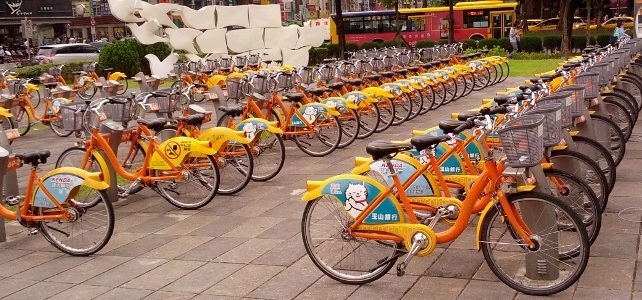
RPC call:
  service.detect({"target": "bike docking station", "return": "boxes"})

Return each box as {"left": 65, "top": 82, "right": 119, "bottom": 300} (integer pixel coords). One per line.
{"left": 132, "top": 72, "right": 163, "bottom": 93}
{"left": 0, "top": 97, "right": 21, "bottom": 242}
{"left": 97, "top": 77, "right": 124, "bottom": 98}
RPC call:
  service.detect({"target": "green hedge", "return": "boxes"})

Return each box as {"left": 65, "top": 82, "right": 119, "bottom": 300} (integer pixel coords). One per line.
{"left": 382, "top": 40, "right": 401, "bottom": 48}
{"left": 437, "top": 39, "right": 450, "bottom": 45}
{"left": 597, "top": 34, "right": 611, "bottom": 47}
{"left": 415, "top": 40, "right": 437, "bottom": 48}
{"left": 542, "top": 36, "right": 562, "bottom": 50}
{"left": 478, "top": 38, "right": 498, "bottom": 49}
{"left": 511, "top": 52, "right": 563, "bottom": 60}
{"left": 520, "top": 36, "right": 543, "bottom": 52}
{"left": 327, "top": 43, "right": 340, "bottom": 58}
{"left": 14, "top": 61, "right": 89, "bottom": 83}
{"left": 346, "top": 42, "right": 359, "bottom": 53}
{"left": 497, "top": 38, "right": 511, "bottom": 52}
{"left": 308, "top": 47, "right": 329, "bottom": 66}
{"left": 361, "top": 41, "right": 381, "bottom": 50}
{"left": 460, "top": 39, "right": 477, "bottom": 50}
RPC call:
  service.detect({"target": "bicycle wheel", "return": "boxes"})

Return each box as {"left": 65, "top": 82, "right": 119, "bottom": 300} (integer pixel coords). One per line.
{"left": 391, "top": 94, "right": 412, "bottom": 126}
{"left": 454, "top": 75, "right": 466, "bottom": 100}
{"left": 38, "top": 188, "right": 114, "bottom": 256}
{"left": 30, "top": 89, "right": 41, "bottom": 109}
{"left": 14, "top": 106, "right": 31, "bottom": 136}
{"left": 337, "top": 109, "right": 360, "bottom": 148}
{"left": 443, "top": 78, "right": 458, "bottom": 104}
{"left": 479, "top": 192, "right": 590, "bottom": 296}
{"left": 56, "top": 147, "right": 115, "bottom": 200}
{"left": 610, "top": 88, "right": 639, "bottom": 119}
{"left": 571, "top": 135, "right": 616, "bottom": 192}
{"left": 77, "top": 82, "right": 97, "bottom": 100}
{"left": 407, "top": 90, "right": 423, "bottom": 121}
{"left": 302, "top": 194, "right": 402, "bottom": 284}
{"left": 432, "top": 82, "right": 448, "bottom": 109}
{"left": 293, "top": 115, "right": 342, "bottom": 157}
{"left": 49, "top": 117, "right": 73, "bottom": 137}
{"left": 487, "top": 64, "right": 499, "bottom": 86}
{"left": 462, "top": 72, "right": 476, "bottom": 97}
{"left": 155, "top": 154, "right": 219, "bottom": 209}
{"left": 473, "top": 67, "right": 490, "bottom": 91}
{"left": 498, "top": 62, "right": 510, "bottom": 83}
{"left": 602, "top": 98, "right": 634, "bottom": 141}
{"left": 618, "top": 77, "right": 642, "bottom": 110}
{"left": 216, "top": 142, "right": 254, "bottom": 195}
{"left": 356, "top": 102, "right": 380, "bottom": 139}
{"left": 375, "top": 97, "right": 395, "bottom": 133}
{"left": 590, "top": 114, "right": 626, "bottom": 166}
{"left": 117, "top": 140, "right": 148, "bottom": 196}
{"left": 549, "top": 149, "right": 609, "bottom": 211}
{"left": 419, "top": 85, "right": 436, "bottom": 114}
{"left": 116, "top": 78, "right": 129, "bottom": 95}
{"left": 543, "top": 168, "right": 602, "bottom": 245}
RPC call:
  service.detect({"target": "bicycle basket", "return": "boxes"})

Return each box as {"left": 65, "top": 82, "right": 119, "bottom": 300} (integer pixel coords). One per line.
{"left": 588, "top": 62, "right": 611, "bottom": 86}
{"left": 219, "top": 58, "right": 233, "bottom": 69}
{"left": 319, "top": 66, "right": 336, "bottom": 82}
{"left": 152, "top": 94, "right": 177, "bottom": 114}
{"left": 523, "top": 103, "right": 562, "bottom": 147}
{"left": 48, "top": 67, "right": 61, "bottom": 77}
{"left": 574, "top": 72, "right": 599, "bottom": 99}
{"left": 105, "top": 100, "right": 133, "bottom": 123}
{"left": 83, "top": 63, "right": 95, "bottom": 73}
{"left": 496, "top": 114, "right": 544, "bottom": 168}
{"left": 247, "top": 54, "right": 260, "bottom": 66}
{"left": 226, "top": 78, "right": 244, "bottom": 99}
{"left": 298, "top": 67, "right": 316, "bottom": 85}
{"left": 555, "top": 87, "right": 583, "bottom": 118}
{"left": 188, "top": 61, "right": 201, "bottom": 72}
{"left": 353, "top": 51, "right": 367, "bottom": 60}
{"left": 421, "top": 48, "right": 434, "bottom": 61}
{"left": 203, "top": 60, "right": 217, "bottom": 71}
{"left": 234, "top": 56, "right": 247, "bottom": 68}
{"left": 60, "top": 103, "right": 85, "bottom": 131}
{"left": 172, "top": 63, "right": 186, "bottom": 77}
{"left": 7, "top": 80, "right": 21, "bottom": 95}
{"left": 537, "top": 94, "right": 573, "bottom": 128}
{"left": 277, "top": 73, "right": 295, "bottom": 90}
{"left": 251, "top": 75, "right": 270, "bottom": 94}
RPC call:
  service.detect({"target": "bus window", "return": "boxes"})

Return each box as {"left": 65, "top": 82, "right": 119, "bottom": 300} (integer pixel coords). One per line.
{"left": 408, "top": 17, "right": 425, "bottom": 32}
{"left": 464, "top": 10, "right": 489, "bottom": 28}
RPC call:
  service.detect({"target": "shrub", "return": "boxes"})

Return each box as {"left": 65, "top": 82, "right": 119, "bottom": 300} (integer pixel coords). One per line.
{"left": 345, "top": 42, "right": 359, "bottom": 53}
{"left": 571, "top": 35, "right": 588, "bottom": 51}
{"left": 360, "top": 41, "right": 381, "bottom": 50}
{"left": 415, "top": 40, "right": 436, "bottom": 48}
{"left": 478, "top": 38, "right": 498, "bottom": 49}
{"left": 596, "top": 34, "right": 611, "bottom": 47}
{"left": 511, "top": 52, "right": 563, "bottom": 60}
{"left": 315, "top": 47, "right": 329, "bottom": 63}
{"left": 327, "top": 43, "right": 340, "bottom": 58}
{"left": 519, "top": 36, "right": 543, "bottom": 52}
{"left": 542, "top": 36, "right": 562, "bottom": 50}
{"left": 497, "top": 37, "right": 511, "bottom": 52}
{"left": 381, "top": 40, "right": 401, "bottom": 48}
{"left": 15, "top": 61, "right": 89, "bottom": 83}
{"left": 99, "top": 40, "right": 142, "bottom": 77}
{"left": 460, "top": 39, "right": 477, "bottom": 50}
{"left": 437, "top": 39, "right": 449, "bottom": 45}
{"left": 308, "top": 47, "right": 319, "bottom": 66}
{"left": 488, "top": 45, "right": 507, "bottom": 57}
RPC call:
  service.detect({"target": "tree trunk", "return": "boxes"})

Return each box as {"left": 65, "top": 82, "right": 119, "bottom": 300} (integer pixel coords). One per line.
{"left": 423, "top": 0, "right": 427, "bottom": 7}
{"left": 333, "top": 0, "right": 346, "bottom": 59}
{"left": 448, "top": 0, "right": 454, "bottom": 43}
{"left": 597, "top": 10, "right": 602, "bottom": 28}
{"left": 586, "top": 3, "right": 591, "bottom": 46}
{"left": 520, "top": 0, "right": 529, "bottom": 32}
{"left": 395, "top": 1, "right": 400, "bottom": 47}
{"left": 540, "top": 0, "right": 544, "bottom": 19}
{"left": 559, "top": 0, "right": 575, "bottom": 57}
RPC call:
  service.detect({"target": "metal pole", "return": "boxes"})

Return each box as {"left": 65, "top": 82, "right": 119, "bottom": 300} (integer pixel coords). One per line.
{"left": 99, "top": 121, "right": 122, "bottom": 203}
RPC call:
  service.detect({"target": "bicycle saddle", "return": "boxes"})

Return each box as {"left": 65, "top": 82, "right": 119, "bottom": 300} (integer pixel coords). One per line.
{"left": 305, "top": 87, "right": 329, "bottom": 96}
{"left": 457, "top": 111, "right": 482, "bottom": 121}
{"left": 410, "top": 134, "right": 450, "bottom": 151}
{"left": 218, "top": 106, "right": 243, "bottom": 117}
{"left": 283, "top": 92, "right": 304, "bottom": 102}
{"left": 44, "top": 83, "right": 58, "bottom": 89}
{"left": 326, "top": 82, "right": 344, "bottom": 90}
{"left": 364, "top": 74, "right": 381, "bottom": 81}
{"left": 176, "top": 114, "right": 205, "bottom": 126}
{"left": 493, "top": 96, "right": 517, "bottom": 106}
{"left": 407, "top": 66, "right": 420, "bottom": 72}
{"left": 439, "top": 119, "right": 472, "bottom": 135}
{"left": 365, "top": 140, "right": 413, "bottom": 161}
{"left": 379, "top": 71, "right": 395, "bottom": 77}
{"left": 343, "top": 77, "right": 363, "bottom": 85}
{"left": 17, "top": 150, "right": 50, "bottom": 166}
{"left": 137, "top": 118, "right": 167, "bottom": 131}
{"left": 103, "top": 68, "right": 113, "bottom": 72}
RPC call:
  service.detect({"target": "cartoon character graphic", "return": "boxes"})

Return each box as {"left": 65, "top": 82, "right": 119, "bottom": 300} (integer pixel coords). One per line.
{"left": 418, "top": 149, "right": 429, "bottom": 165}
{"left": 325, "top": 99, "right": 337, "bottom": 108}
{"left": 242, "top": 122, "right": 257, "bottom": 141}
{"left": 302, "top": 106, "right": 318, "bottom": 124}
{"left": 344, "top": 182, "right": 368, "bottom": 218}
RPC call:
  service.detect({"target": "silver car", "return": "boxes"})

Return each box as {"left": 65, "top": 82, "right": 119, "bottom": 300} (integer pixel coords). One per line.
{"left": 34, "top": 43, "right": 99, "bottom": 64}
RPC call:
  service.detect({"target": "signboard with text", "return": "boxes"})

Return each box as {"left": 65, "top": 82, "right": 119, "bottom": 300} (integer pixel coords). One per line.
{"left": 1, "top": 0, "right": 74, "bottom": 18}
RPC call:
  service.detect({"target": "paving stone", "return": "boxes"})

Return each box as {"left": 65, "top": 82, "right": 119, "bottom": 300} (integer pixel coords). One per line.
{"left": 143, "top": 290, "right": 197, "bottom": 300}
{"left": 589, "top": 233, "right": 638, "bottom": 259}
{"left": 457, "top": 280, "right": 517, "bottom": 300}
{"left": 3, "top": 281, "right": 73, "bottom": 300}
{"left": 230, "top": 200, "right": 285, "bottom": 218}
{"left": 10, "top": 255, "right": 92, "bottom": 281}
{"left": 221, "top": 217, "right": 285, "bottom": 238}
{"left": 163, "top": 262, "right": 244, "bottom": 294}
{"left": 346, "top": 274, "right": 418, "bottom": 300}
{"left": 189, "top": 215, "right": 251, "bottom": 237}
{"left": 0, "top": 251, "right": 63, "bottom": 277}
{"left": 598, "top": 211, "right": 641, "bottom": 235}
{"left": 260, "top": 200, "right": 307, "bottom": 219}
{"left": 106, "top": 234, "right": 178, "bottom": 257}
{"left": 94, "top": 287, "right": 153, "bottom": 300}
{"left": 253, "top": 236, "right": 308, "bottom": 267}
{"left": 155, "top": 215, "right": 220, "bottom": 235}
{"left": 48, "top": 284, "right": 112, "bottom": 300}
{"left": 214, "top": 238, "right": 284, "bottom": 264}
{"left": 177, "top": 237, "right": 246, "bottom": 261}
{"left": 0, "top": 277, "right": 38, "bottom": 298}
{"left": 577, "top": 256, "right": 635, "bottom": 291}
{"left": 445, "top": 225, "right": 477, "bottom": 250}
{"left": 0, "top": 249, "right": 31, "bottom": 264}
{"left": 141, "top": 235, "right": 213, "bottom": 259}
{"left": 635, "top": 261, "right": 642, "bottom": 292}
{"left": 126, "top": 214, "right": 184, "bottom": 234}
{"left": 204, "top": 264, "right": 285, "bottom": 297}
{"left": 247, "top": 258, "right": 322, "bottom": 299}
{"left": 401, "top": 276, "right": 467, "bottom": 300}
{"left": 294, "top": 276, "right": 360, "bottom": 300}
{"left": 191, "top": 296, "right": 240, "bottom": 300}
{"left": 425, "top": 248, "right": 484, "bottom": 279}
{"left": 123, "top": 260, "right": 205, "bottom": 290}
{"left": 117, "top": 197, "right": 163, "bottom": 214}
{"left": 513, "top": 285, "right": 575, "bottom": 300}
{"left": 634, "top": 291, "right": 642, "bottom": 300}
{"left": 114, "top": 213, "right": 162, "bottom": 231}
{"left": 84, "top": 258, "right": 167, "bottom": 287}
{"left": 256, "top": 218, "right": 302, "bottom": 240}
{"left": 98, "top": 232, "right": 150, "bottom": 253}
{"left": 198, "top": 198, "right": 255, "bottom": 216}
{"left": 46, "top": 255, "right": 132, "bottom": 284}
{"left": 572, "top": 288, "right": 632, "bottom": 300}
{"left": 394, "top": 247, "right": 445, "bottom": 276}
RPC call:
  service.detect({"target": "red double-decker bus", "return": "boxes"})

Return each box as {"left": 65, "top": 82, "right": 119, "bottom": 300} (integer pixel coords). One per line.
{"left": 330, "top": 1, "right": 518, "bottom": 46}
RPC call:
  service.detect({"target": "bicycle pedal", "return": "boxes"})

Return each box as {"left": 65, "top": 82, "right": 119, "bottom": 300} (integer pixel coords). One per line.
{"left": 4, "top": 195, "right": 23, "bottom": 206}
{"left": 27, "top": 228, "right": 38, "bottom": 236}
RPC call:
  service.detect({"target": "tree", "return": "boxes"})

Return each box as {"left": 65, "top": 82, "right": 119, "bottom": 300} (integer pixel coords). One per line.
{"left": 448, "top": 0, "right": 455, "bottom": 43}
{"left": 559, "top": 0, "right": 577, "bottom": 57}
{"left": 333, "top": 0, "right": 346, "bottom": 59}
{"left": 519, "top": 0, "right": 531, "bottom": 32}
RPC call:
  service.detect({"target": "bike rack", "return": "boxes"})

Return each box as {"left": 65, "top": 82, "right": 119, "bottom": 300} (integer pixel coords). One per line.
{"left": 132, "top": 72, "right": 162, "bottom": 93}
{"left": 97, "top": 77, "right": 123, "bottom": 97}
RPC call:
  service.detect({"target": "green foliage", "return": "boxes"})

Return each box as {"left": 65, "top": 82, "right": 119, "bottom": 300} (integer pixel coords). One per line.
{"left": 14, "top": 61, "right": 90, "bottom": 83}
{"left": 596, "top": 34, "right": 611, "bottom": 47}
{"left": 463, "top": 47, "right": 478, "bottom": 54}
{"left": 382, "top": 40, "right": 402, "bottom": 48}
{"left": 361, "top": 41, "right": 381, "bottom": 50}
{"left": 542, "top": 36, "right": 562, "bottom": 50}
{"left": 519, "top": 36, "right": 543, "bottom": 53}
{"left": 308, "top": 47, "right": 329, "bottom": 66}
{"left": 511, "top": 52, "right": 563, "bottom": 60}
{"left": 427, "top": 0, "right": 443, "bottom": 5}
{"left": 316, "top": 47, "right": 329, "bottom": 63}
{"left": 460, "top": 39, "right": 477, "bottom": 50}
{"left": 488, "top": 45, "right": 507, "bottom": 57}
{"left": 345, "top": 42, "right": 360, "bottom": 52}
{"left": 98, "top": 40, "right": 142, "bottom": 77}
{"left": 497, "top": 37, "right": 511, "bottom": 52}
{"left": 415, "top": 40, "right": 436, "bottom": 48}
{"left": 378, "top": 0, "right": 396, "bottom": 8}
{"left": 571, "top": 35, "right": 588, "bottom": 50}
{"left": 437, "top": 39, "right": 450, "bottom": 45}
{"left": 327, "top": 43, "right": 340, "bottom": 58}
{"left": 478, "top": 38, "right": 498, "bottom": 49}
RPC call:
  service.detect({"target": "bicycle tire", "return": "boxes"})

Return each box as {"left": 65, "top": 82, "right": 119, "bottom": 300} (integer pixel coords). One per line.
{"left": 487, "top": 64, "right": 499, "bottom": 86}
{"left": 14, "top": 106, "right": 31, "bottom": 136}
{"left": 480, "top": 191, "right": 590, "bottom": 296}
{"left": 419, "top": 85, "right": 436, "bottom": 114}
{"left": 602, "top": 97, "right": 634, "bottom": 141}
{"left": 357, "top": 101, "right": 380, "bottom": 139}
{"left": 498, "top": 61, "right": 510, "bottom": 83}
{"left": 406, "top": 90, "right": 423, "bottom": 121}
{"left": 571, "top": 135, "right": 617, "bottom": 193}
{"left": 30, "top": 89, "right": 41, "bottom": 109}
{"left": 611, "top": 88, "right": 639, "bottom": 116}
{"left": 454, "top": 74, "right": 467, "bottom": 100}
{"left": 462, "top": 72, "right": 476, "bottom": 97}
{"left": 337, "top": 108, "right": 360, "bottom": 148}
{"left": 473, "top": 67, "right": 490, "bottom": 91}
{"left": 443, "top": 78, "right": 458, "bottom": 104}
{"left": 155, "top": 154, "right": 220, "bottom": 209}
{"left": 543, "top": 168, "right": 602, "bottom": 244}
{"left": 589, "top": 114, "right": 626, "bottom": 166}
{"left": 76, "top": 82, "right": 97, "bottom": 100}
{"left": 293, "top": 115, "right": 342, "bottom": 157}
{"left": 375, "top": 97, "right": 395, "bottom": 133}
{"left": 431, "top": 81, "right": 447, "bottom": 109}
{"left": 391, "top": 93, "right": 412, "bottom": 126}
{"left": 604, "top": 92, "right": 637, "bottom": 121}
{"left": 49, "top": 117, "right": 73, "bottom": 137}
{"left": 301, "top": 194, "right": 403, "bottom": 285}
{"left": 38, "top": 188, "right": 114, "bottom": 256}
{"left": 216, "top": 142, "right": 254, "bottom": 195}
{"left": 619, "top": 76, "right": 642, "bottom": 110}
{"left": 549, "top": 149, "right": 609, "bottom": 210}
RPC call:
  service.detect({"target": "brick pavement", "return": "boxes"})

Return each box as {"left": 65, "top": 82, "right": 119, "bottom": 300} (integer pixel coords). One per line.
{"left": 1, "top": 77, "right": 642, "bottom": 299}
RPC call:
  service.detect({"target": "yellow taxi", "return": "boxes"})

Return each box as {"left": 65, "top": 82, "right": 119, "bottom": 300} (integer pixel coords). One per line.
{"left": 528, "top": 17, "right": 587, "bottom": 31}
{"left": 585, "top": 16, "right": 634, "bottom": 29}
{"left": 526, "top": 19, "right": 544, "bottom": 27}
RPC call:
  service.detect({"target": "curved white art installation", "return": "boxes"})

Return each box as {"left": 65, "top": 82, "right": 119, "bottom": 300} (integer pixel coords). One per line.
{"left": 165, "top": 28, "right": 202, "bottom": 54}
{"left": 145, "top": 53, "right": 179, "bottom": 79}
{"left": 126, "top": 20, "right": 168, "bottom": 45}
{"left": 181, "top": 6, "right": 217, "bottom": 30}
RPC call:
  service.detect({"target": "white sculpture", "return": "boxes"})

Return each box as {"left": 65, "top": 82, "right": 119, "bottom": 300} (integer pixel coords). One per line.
{"left": 282, "top": 47, "right": 311, "bottom": 67}
{"left": 135, "top": 3, "right": 182, "bottom": 29}
{"left": 165, "top": 28, "right": 202, "bottom": 54}
{"left": 216, "top": 5, "right": 250, "bottom": 29}
{"left": 264, "top": 27, "right": 299, "bottom": 50}
{"left": 226, "top": 28, "right": 265, "bottom": 53}
{"left": 145, "top": 53, "right": 179, "bottom": 79}
{"left": 295, "top": 27, "right": 326, "bottom": 48}
{"left": 181, "top": 6, "right": 217, "bottom": 30}
{"left": 195, "top": 29, "right": 228, "bottom": 54}
{"left": 126, "top": 20, "right": 168, "bottom": 45}
{"left": 248, "top": 4, "right": 282, "bottom": 28}
{"left": 107, "top": 0, "right": 147, "bottom": 23}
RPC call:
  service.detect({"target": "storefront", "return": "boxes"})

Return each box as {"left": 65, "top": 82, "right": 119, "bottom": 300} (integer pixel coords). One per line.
{"left": 0, "top": 0, "right": 74, "bottom": 46}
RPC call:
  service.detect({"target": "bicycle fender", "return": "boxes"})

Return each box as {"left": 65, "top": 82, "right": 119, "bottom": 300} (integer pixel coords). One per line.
{"left": 475, "top": 200, "right": 497, "bottom": 250}
{"left": 302, "top": 174, "right": 406, "bottom": 223}
{"left": 198, "top": 127, "right": 250, "bottom": 151}
{"left": 395, "top": 79, "right": 422, "bottom": 92}
{"left": 31, "top": 167, "right": 109, "bottom": 208}
{"left": 320, "top": 97, "right": 358, "bottom": 110}
{"left": 150, "top": 137, "right": 215, "bottom": 170}
{"left": 236, "top": 118, "right": 283, "bottom": 142}
{"left": 207, "top": 75, "right": 226, "bottom": 88}
{"left": 360, "top": 87, "right": 394, "bottom": 99}
{"left": 108, "top": 72, "right": 126, "bottom": 81}
{"left": 0, "top": 107, "right": 13, "bottom": 118}
{"left": 351, "top": 156, "right": 374, "bottom": 174}
{"left": 407, "top": 76, "right": 429, "bottom": 88}
{"left": 379, "top": 83, "right": 405, "bottom": 96}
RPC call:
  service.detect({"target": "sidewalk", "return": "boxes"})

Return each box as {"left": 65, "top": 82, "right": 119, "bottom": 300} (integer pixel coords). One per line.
{"left": 0, "top": 77, "right": 640, "bottom": 300}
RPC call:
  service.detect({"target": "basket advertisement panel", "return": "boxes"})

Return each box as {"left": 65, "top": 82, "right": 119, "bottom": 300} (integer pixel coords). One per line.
{"left": 343, "top": 92, "right": 369, "bottom": 105}
{"left": 32, "top": 173, "right": 85, "bottom": 208}
{"left": 416, "top": 126, "right": 484, "bottom": 161}
{"left": 367, "top": 158, "right": 435, "bottom": 196}
{"left": 320, "top": 97, "right": 355, "bottom": 114}
{"left": 236, "top": 118, "right": 281, "bottom": 142}
{"left": 379, "top": 83, "right": 404, "bottom": 96}
{"left": 48, "top": 98, "right": 72, "bottom": 115}
{"left": 408, "top": 76, "right": 429, "bottom": 88}
{"left": 321, "top": 178, "right": 403, "bottom": 223}
{"left": 149, "top": 137, "right": 216, "bottom": 170}
{"left": 291, "top": 103, "right": 330, "bottom": 127}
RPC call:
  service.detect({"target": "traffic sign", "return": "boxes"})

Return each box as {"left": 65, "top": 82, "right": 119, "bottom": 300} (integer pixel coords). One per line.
{"left": 90, "top": 18, "right": 96, "bottom": 26}
{"left": 22, "top": 19, "right": 33, "bottom": 39}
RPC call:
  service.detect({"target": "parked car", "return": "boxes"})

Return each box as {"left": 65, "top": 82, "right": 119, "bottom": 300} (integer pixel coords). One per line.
{"left": 34, "top": 43, "right": 99, "bottom": 64}
{"left": 526, "top": 19, "right": 544, "bottom": 27}
{"left": 90, "top": 41, "right": 110, "bottom": 51}
{"left": 584, "top": 16, "right": 634, "bottom": 30}
{"left": 528, "top": 17, "right": 587, "bottom": 31}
